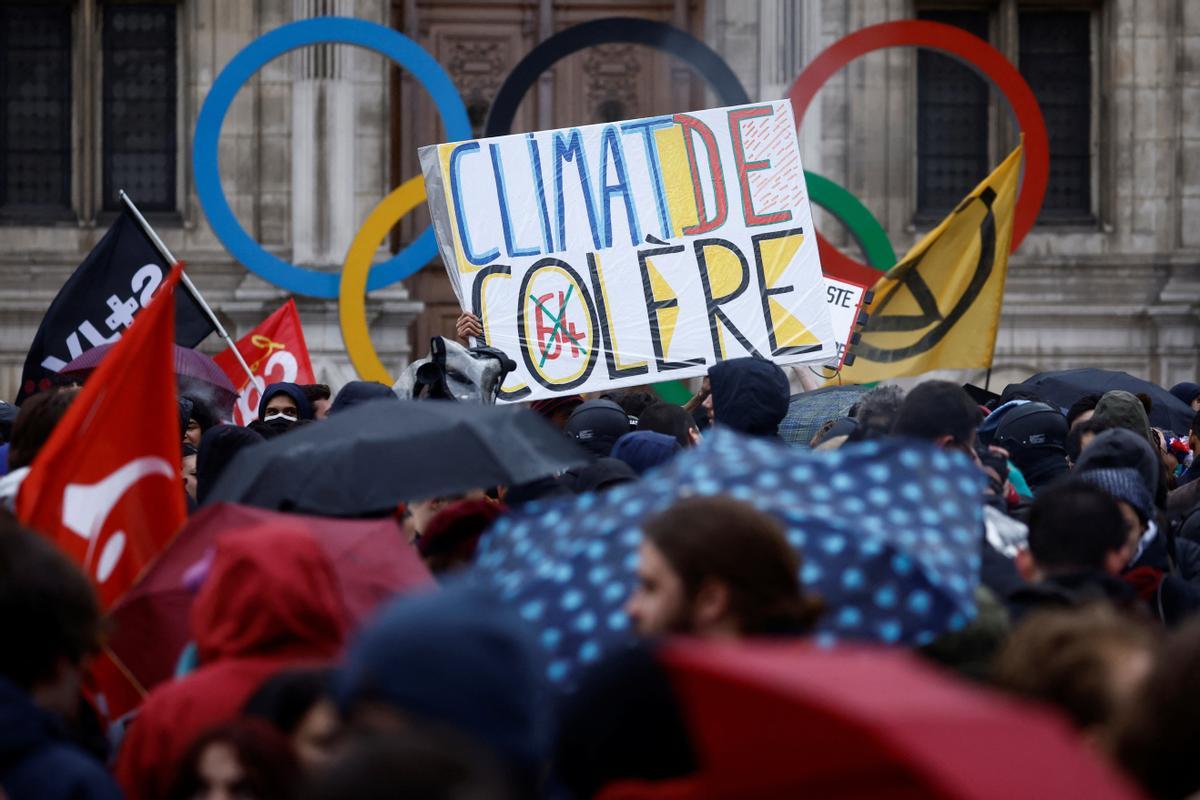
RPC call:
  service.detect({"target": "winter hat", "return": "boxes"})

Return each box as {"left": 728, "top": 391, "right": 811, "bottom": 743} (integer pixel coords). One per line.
{"left": 611, "top": 431, "right": 681, "bottom": 476}
{"left": 329, "top": 381, "right": 397, "bottom": 415}
{"left": 1170, "top": 382, "right": 1200, "bottom": 407}
{"left": 566, "top": 400, "right": 633, "bottom": 458}
{"left": 1076, "top": 467, "right": 1155, "bottom": 523}
{"left": 417, "top": 499, "right": 507, "bottom": 562}
{"left": 708, "top": 358, "right": 789, "bottom": 438}
{"left": 1093, "top": 390, "right": 1152, "bottom": 444}
{"left": 336, "top": 586, "right": 549, "bottom": 776}
{"left": 1074, "top": 428, "right": 1160, "bottom": 500}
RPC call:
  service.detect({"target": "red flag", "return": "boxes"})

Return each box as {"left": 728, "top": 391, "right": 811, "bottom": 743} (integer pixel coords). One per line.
{"left": 17, "top": 265, "right": 188, "bottom": 610}
{"left": 214, "top": 299, "right": 315, "bottom": 425}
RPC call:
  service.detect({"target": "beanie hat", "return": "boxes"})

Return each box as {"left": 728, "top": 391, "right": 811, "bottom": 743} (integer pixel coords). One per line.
{"left": 1074, "top": 427, "right": 1160, "bottom": 499}
{"left": 336, "top": 586, "right": 548, "bottom": 774}
{"left": 1170, "top": 382, "right": 1200, "bottom": 407}
{"left": 566, "top": 400, "right": 633, "bottom": 458}
{"left": 1093, "top": 390, "right": 1152, "bottom": 444}
{"left": 1076, "top": 467, "right": 1155, "bottom": 523}
{"left": 610, "top": 431, "right": 681, "bottom": 476}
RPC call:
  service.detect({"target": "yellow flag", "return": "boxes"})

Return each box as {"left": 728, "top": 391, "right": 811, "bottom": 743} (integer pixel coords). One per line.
{"left": 836, "top": 144, "right": 1023, "bottom": 384}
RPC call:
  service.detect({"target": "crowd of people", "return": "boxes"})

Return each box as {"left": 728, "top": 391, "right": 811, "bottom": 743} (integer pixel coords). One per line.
{"left": 2, "top": 340, "right": 1200, "bottom": 799}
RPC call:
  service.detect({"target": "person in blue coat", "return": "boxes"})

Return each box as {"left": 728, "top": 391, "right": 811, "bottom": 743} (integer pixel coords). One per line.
{"left": 0, "top": 517, "right": 120, "bottom": 800}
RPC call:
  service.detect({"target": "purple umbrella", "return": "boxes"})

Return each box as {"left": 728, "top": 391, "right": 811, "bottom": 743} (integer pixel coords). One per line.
{"left": 60, "top": 343, "right": 238, "bottom": 414}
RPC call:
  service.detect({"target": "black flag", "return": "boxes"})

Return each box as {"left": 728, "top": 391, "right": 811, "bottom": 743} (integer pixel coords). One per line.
{"left": 16, "top": 210, "right": 215, "bottom": 404}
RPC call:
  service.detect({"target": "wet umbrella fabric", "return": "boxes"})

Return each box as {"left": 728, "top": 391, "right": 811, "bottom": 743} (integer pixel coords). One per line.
{"left": 60, "top": 342, "right": 239, "bottom": 415}
{"left": 1007, "top": 368, "right": 1193, "bottom": 434}
{"left": 107, "top": 502, "right": 433, "bottom": 700}
{"left": 595, "top": 641, "right": 1141, "bottom": 800}
{"left": 206, "top": 399, "right": 589, "bottom": 516}
{"left": 778, "top": 385, "right": 867, "bottom": 446}
{"left": 469, "top": 431, "right": 984, "bottom": 688}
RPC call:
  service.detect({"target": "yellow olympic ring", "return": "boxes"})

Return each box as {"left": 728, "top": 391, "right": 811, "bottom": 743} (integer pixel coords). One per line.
{"left": 338, "top": 175, "right": 428, "bottom": 384}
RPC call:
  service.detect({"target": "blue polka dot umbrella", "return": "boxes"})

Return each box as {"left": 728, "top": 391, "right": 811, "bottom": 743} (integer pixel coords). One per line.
{"left": 467, "top": 430, "right": 985, "bottom": 689}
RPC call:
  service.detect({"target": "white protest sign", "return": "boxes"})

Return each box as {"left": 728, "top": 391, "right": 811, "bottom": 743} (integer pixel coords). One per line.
{"left": 823, "top": 277, "right": 870, "bottom": 370}
{"left": 420, "top": 101, "right": 836, "bottom": 401}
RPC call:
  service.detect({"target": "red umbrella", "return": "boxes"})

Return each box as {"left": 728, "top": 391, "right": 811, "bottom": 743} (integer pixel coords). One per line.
{"left": 599, "top": 641, "right": 1142, "bottom": 800}
{"left": 105, "top": 503, "right": 433, "bottom": 711}
{"left": 60, "top": 342, "right": 239, "bottom": 414}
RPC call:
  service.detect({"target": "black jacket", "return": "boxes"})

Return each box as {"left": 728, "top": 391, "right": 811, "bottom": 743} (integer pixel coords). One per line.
{"left": 1005, "top": 571, "right": 1143, "bottom": 623}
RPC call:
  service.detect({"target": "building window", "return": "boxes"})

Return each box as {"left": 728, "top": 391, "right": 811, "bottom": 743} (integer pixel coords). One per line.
{"left": 915, "top": 4, "right": 1096, "bottom": 226}
{"left": 102, "top": 3, "right": 177, "bottom": 212}
{"left": 916, "top": 9, "right": 991, "bottom": 221}
{"left": 1019, "top": 9, "right": 1092, "bottom": 222}
{"left": 0, "top": 3, "right": 74, "bottom": 220}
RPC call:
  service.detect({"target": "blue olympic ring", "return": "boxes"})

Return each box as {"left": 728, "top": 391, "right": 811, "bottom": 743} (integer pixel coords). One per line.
{"left": 193, "top": 17, "right": 471, "bottom": 298}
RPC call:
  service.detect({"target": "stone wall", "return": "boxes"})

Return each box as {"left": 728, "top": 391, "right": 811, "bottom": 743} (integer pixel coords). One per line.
{"left": 706, "top": 0, "right": 1200, "bottom": 391}
{"left": 0, "top": 0, "right": 417, "bottom": 402}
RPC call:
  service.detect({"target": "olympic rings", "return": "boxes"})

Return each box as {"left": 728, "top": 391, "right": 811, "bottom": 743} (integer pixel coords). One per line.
{"left": 484, "top": 18, "right": 749, "bottom": 136}
{"left": 339, "top": 176, "right": 427, "bottom": 384}
{"left": 788, "top": 20, "right": 1049, "bottom": 276}
{"left": 193, "top": 18, "right": 471, "bottom": 298}
{"left": 191, "top": 16, "right": 1049, "bottom": 382}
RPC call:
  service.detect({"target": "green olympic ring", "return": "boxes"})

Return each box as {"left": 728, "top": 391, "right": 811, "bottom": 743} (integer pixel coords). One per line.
{"left": 805, "top": 172, "right": 897, "bottom": 271}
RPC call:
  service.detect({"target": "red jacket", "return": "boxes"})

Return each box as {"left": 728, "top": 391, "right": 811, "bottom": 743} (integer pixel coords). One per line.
{"left": 114, "top": 523, "right": 346, "bottom": 800}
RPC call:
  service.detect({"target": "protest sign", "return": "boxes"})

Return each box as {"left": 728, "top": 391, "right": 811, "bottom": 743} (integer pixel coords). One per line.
{"left": 420, "top": 101, "right": 835, "bottom": 401}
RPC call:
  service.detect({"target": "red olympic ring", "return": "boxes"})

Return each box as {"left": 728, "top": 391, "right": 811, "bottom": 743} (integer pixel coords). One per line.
{"left": 788, "top": 20, "right": 1049, "bottom": 277}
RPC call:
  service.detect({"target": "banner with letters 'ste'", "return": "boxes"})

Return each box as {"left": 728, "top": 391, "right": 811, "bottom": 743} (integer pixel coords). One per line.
{"left": 420, "top": 101, "right": 835, "bottom": 401}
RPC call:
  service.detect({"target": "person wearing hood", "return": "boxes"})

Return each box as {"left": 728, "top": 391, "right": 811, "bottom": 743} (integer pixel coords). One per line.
{"left": 181, "top": 395, "right": 221, "bottom": 449}
{"left": 0, "top": 517, "right": 120, "bottom": 800}
{"left": 115, "top": 523, "right": 346, "bottom": 800}
{"left": 1093, "top": 390, "right": 1153, "bottom": 445}
{"left": 196, "top": 425, "right": 265, "bottom": 505}
{"left": 328, "top": 381, "right": 398, "bottom": 416}
{"left": 257, "top": 382, "right": 314, "bottom": 436}
{"left": 336, "top": 586, "right": 550, "bottom": 796}
{"left": 706, "top": 357, "right": 789, "bottom": 438}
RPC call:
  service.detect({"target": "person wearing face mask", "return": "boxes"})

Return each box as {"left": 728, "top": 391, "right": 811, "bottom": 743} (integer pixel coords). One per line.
{"left": 257, "top": 383, "right": 314, "bottom": 436}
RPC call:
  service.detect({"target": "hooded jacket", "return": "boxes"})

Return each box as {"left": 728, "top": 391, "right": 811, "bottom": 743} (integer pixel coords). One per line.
{"left": 0, "top": 676, "right": 121, "bottom": 800}
{"left": 195, "top": 424, "right": 264, "bottom": 505}
{"left": 708, "top": 358, "right": 790, "bottom": 438}
{"left": 257, "top": 382, "right": 314, "bottom": 422}
{"left": 329, "top": 380, "right": 397, "bottom": 415}
{"left": 1093, "top": 390, "right": 1152, "bottom": 444}
{"left": 115, "top": 523, "right": 346, "bottom": 800}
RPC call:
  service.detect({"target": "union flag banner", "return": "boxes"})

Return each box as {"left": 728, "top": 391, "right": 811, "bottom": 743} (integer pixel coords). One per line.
{"left": 214, "top": 299, "right": 316, "bottom": 425}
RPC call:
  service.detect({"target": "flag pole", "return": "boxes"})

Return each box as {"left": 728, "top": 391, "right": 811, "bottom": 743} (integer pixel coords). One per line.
{"left": 118, "top": 190, "right": 256, "bottom": 387}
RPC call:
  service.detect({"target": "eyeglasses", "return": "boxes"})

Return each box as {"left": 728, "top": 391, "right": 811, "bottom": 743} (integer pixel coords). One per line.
{"left": 263, "top": 409, "right": 298, "bottom": 422}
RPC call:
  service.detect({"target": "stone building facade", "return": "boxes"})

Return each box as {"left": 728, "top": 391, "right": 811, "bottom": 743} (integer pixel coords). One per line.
{"left": 1, "top": 0, "right": 1196, "bottom": 403}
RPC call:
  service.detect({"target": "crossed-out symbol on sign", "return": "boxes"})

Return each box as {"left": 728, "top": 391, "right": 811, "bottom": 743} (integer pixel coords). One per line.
{"left": 531, "top": 284, "right": 589, "bottom": 368}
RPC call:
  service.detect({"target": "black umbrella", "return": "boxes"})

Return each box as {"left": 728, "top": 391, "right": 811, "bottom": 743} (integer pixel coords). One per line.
{"left": 205, "top": 399, "right": 589, "bottom": 515}
{"left": 1004, "top": 369, "right": 1194, "bottom": 434}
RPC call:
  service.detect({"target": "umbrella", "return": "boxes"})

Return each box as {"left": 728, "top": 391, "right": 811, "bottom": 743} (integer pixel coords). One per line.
{"left": 206, "top": 399, "right": 589, "bottom": 516}
{"left": 595, "top": 641, "right": 1141, "bottom": 800}
{"left": 1006, "top": 368, "right": 1193, "bottom": 434}
{"left": 107, "top": 502, "right": 433, "bottom": 703}
{"left": 778, "top": 385, "right": 866, "bottom": 446}
{"left": 61, "top": 342, "right": 239, "bottom": 414}
{"left": 469, "top": 431, "right": 984, "bottom": 688}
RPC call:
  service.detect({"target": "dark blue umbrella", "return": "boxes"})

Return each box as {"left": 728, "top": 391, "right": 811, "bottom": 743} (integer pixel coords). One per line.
{"left": 779, "top": 385, "right": 867, "bottom": 446}
{"left": 468, "top": 431, "right": 985, "bottom": 688}
{"left": 1006, "top": 369, "right": 1193, "bottom": 434}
